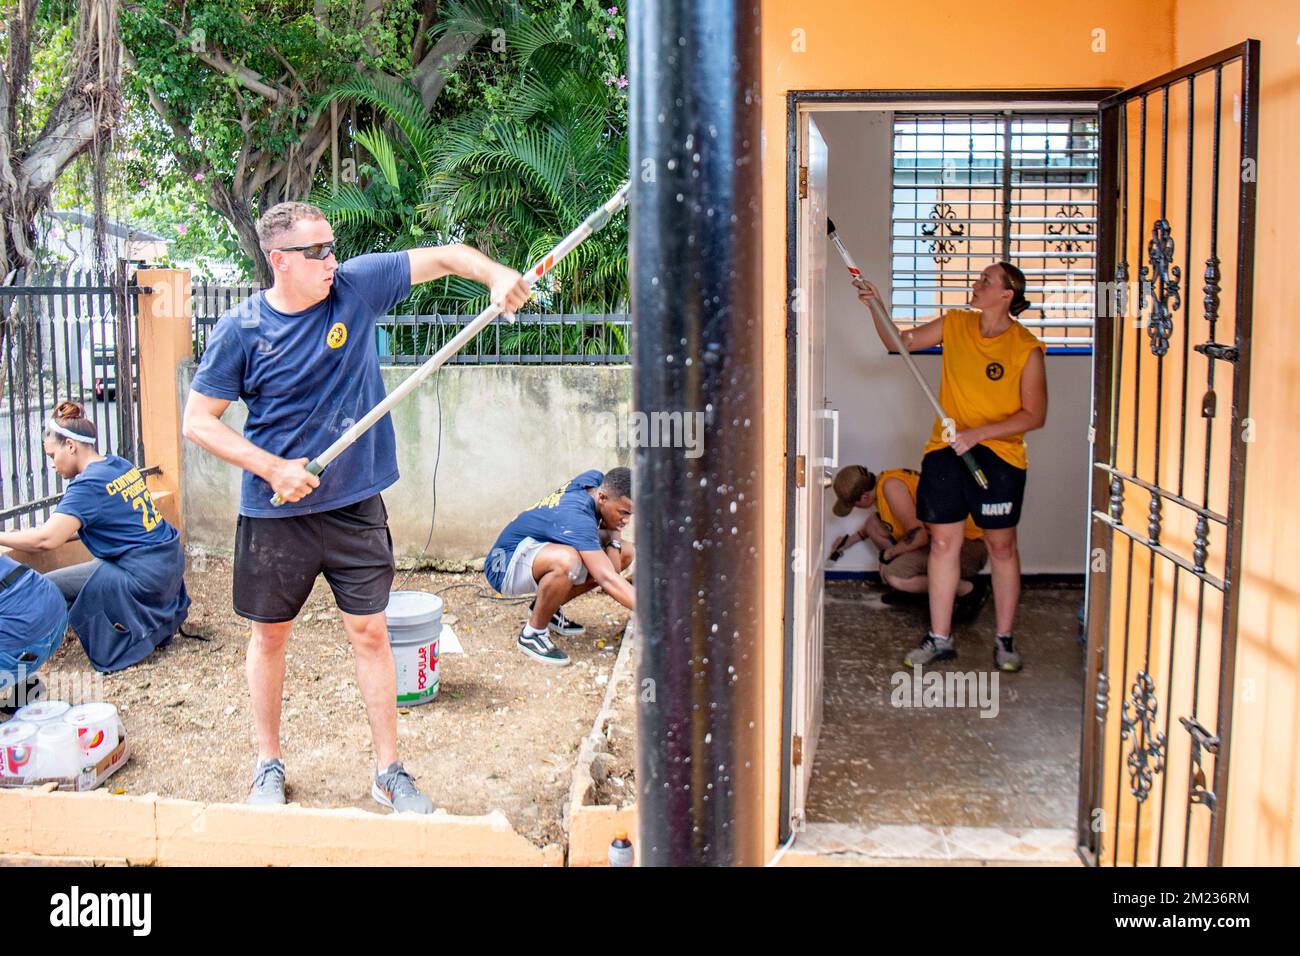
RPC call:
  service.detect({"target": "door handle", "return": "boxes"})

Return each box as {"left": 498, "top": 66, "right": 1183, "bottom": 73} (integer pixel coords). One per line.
{"left": 814, "top": 408, "right": 839, "bottom": 470}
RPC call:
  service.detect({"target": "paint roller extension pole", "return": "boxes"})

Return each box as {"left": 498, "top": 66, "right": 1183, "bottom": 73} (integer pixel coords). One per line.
{"left": 826, "top": 219, "right": 988, "bottom": 490}
{"left": 269, "top": 183, "right": 631, "bottom": 506}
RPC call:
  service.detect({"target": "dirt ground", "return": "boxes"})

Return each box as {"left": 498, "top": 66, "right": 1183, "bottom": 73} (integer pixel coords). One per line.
{"left": 39, "top": 556, "right": 631, "bottom": 849}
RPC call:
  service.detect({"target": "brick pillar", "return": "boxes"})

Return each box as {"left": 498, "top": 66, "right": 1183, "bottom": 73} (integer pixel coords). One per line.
{"left": 134, "top": 269, "right": 192, "bottom": 533}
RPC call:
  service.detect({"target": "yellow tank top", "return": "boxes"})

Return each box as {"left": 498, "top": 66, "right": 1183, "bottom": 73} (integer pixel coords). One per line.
{"left": 876, "top": 468, "right": 982, "bottom": 541}
{"left": 923, "top": 309, "right": 1046, "bottom": 470}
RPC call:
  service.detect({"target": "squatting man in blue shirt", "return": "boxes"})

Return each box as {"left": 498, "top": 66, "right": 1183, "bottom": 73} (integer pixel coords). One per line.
{"left": 486, "top": 468, "right": 635, "bottom": 667}
{"left": 183, "top": 201, "right": 530, "bottom": 813}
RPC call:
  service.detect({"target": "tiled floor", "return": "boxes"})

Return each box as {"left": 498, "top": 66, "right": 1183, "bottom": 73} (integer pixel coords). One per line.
{"left": 801, "top": 581, "right": 1085, "bottom": 859}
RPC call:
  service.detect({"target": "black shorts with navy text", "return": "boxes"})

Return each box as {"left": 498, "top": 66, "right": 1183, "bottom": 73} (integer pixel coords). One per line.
{"left": 233, "top": 494, "right": 395, "bottom": 623}
{"left": 916, "top": 445, "right": 1027, "bottom": 530}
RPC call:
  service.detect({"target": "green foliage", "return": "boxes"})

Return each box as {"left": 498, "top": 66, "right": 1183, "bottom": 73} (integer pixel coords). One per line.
{"left": 322, "top": 0, "right": 629, "bottom": 313}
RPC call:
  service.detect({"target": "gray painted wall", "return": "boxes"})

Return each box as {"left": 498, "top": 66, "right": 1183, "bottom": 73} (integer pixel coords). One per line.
{"left": 179, "top": 362, "right": 633, "bottom": 565}
{"left": 814, "top": 111, "right": 1092, "bottom": 575}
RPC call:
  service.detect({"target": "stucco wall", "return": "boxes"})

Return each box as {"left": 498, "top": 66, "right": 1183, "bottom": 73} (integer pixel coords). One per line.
{"left": 179, "top": 362, "right": 633, "bottom": 564}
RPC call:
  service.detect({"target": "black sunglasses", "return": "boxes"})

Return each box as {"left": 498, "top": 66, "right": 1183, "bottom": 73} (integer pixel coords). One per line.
{"left": 273, "top": 241, "right": 337, "bottom": 260}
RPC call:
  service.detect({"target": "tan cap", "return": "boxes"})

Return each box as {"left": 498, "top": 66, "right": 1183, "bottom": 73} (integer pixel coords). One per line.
{"left": 831, "top": 465, "right": 876, "bottom": 517}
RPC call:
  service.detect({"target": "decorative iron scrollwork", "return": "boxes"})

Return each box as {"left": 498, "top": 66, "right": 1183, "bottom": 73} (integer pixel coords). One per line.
{"left": 1141, "top": 219, "right": 1182, "bottom": 357}
{"left": 1180, "top": 716, "right": 1220, "bottom": 813}
{"left": 920, "top": 203, "right": 965, "bottom": 264}
{"left": 1109, "top": 475, "right": 1124, "bottom": 521}
{"left": 1202, "top": 255, "right": 1221, "bottom": 333}
{"left": 1147, "top": 493, "right": 1162, "bottom": 546}
{"left": 1193, "top": 514, "right": 1209, "bottom": 573}
{"left": 1120, "top": 671, "right": 1167, "bottom": 803}
{"left": 1095, "top": 671, "right": 1109, "bottom": 727}
{"left": 1047, "top": 203, "right": 1090, "bottom": 267}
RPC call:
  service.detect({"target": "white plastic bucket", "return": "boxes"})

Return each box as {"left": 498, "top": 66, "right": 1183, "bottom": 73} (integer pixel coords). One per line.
{"left": 63, "top": 702, "right": 120, "bottom": 764}
{"left": 0, "top": 721, "right": 38, "bottom": 780}
{"left": 13, "top": 699, "right": 70, "bottom": 724}
{"left": 33, "top": 722, "right": 80, "bottom": 779}
{"left": 386, "top": 591, "right": 442, "bottom": 706}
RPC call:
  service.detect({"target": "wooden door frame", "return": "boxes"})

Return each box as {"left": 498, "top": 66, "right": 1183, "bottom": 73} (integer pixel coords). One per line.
{"left": 778, "top": 88, "right": 1118, "bottom": 847}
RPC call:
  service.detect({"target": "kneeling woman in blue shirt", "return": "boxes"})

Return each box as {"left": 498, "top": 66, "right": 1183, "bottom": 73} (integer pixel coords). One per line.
{"left": 0, "top": 402, "right": 189, "bottom": 673}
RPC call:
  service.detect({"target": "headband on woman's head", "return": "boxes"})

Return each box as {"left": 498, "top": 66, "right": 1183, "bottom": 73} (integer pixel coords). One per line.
{"left": 45, "top": 420, "right": 96, "bottom": 444}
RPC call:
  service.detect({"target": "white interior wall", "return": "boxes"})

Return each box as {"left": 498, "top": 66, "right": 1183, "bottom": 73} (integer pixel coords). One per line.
{"left": 814, "top": 110, "right": 1091, "bottom": 576}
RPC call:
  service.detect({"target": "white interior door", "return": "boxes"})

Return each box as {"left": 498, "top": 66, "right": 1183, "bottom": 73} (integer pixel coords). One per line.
{"left": 789, "top": 114, "right": 828, "bottom": 830}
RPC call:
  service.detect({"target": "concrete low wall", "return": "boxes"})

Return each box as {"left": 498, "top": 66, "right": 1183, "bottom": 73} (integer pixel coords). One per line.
{"left": 180, "top": 363, "right": 632, "bottom": 564}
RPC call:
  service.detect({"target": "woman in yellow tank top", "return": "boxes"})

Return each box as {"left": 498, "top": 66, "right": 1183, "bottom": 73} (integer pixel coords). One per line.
{"left": 856, "top": 263, "right": 1047, "bottom": 672}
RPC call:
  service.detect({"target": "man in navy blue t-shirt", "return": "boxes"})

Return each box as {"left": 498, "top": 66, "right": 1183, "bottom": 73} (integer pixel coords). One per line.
{"left": 485, "top": 467, "right": 635, "bottom": 666}
{"left": 184, "top": 201, "right": 529, "bottom": 812}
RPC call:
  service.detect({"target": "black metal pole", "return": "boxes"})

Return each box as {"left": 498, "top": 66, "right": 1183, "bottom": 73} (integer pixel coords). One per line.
{"left": 630, "top": 0, "right": 765, "bottom": 866}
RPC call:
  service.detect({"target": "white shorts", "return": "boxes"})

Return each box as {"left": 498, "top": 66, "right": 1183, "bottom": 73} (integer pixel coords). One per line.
{"left": 499, "top": 537, "right": 590, "bottom": 597}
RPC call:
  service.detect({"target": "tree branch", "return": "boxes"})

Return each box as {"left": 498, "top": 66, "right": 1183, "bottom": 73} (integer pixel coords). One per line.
{"left": 412, "top": 27, "right": 481, "bottom": 110}
{"left": 128, "top": 6, "right": 285, "bottom": 102}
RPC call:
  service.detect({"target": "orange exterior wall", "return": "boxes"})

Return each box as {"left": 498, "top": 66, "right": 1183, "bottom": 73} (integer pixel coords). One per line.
{"left": 758, "top": 0, "right": 1177, "bottom": 854}
{"left": 1171, "top": 0, "right": 1300, "bottom": 866}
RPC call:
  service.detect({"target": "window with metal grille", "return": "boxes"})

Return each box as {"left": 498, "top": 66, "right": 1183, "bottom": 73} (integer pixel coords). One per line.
{"left": 891, "top": 111, "right": 1098, "bottom": 350}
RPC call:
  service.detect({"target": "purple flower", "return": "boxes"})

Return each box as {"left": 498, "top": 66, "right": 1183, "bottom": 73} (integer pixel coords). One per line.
{"left": 606, "top": 26, "right": 615, "bottom": 38}
{"left": 608, "top": 6, "right": 618, "bottom": 13}
{"left": 193, "top": 172, "right": 205, "bottom": 183}
{"left": 176, "top": 223, "right": 189, "bottom": 237}
{"left": 617, "top": 74, "right": 628, "bottom": 89}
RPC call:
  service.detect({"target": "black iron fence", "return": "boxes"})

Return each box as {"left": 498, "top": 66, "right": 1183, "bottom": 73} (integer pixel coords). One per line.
{"left": 190, "top": 280, "right": 631, "bottom": 366}
{"left": 0, "top": 264, "right": 148, "bottom": 530}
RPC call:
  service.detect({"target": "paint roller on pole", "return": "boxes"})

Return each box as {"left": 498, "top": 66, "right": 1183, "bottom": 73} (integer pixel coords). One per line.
{"left": 826, "top": 218, "right": 988, "bottom": 491}
{"left": 270, "top": 182, "right": 632, "bottom": 507}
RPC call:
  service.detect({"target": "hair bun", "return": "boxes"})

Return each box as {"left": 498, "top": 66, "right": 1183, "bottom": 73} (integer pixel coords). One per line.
{"left": 54, "top": 400, "right": 85, "bottom": 420}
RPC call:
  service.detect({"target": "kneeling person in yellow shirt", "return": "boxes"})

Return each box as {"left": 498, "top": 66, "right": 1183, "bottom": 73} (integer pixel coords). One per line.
{"left": 830, "top": 465, "right": 988, "bottom": 617}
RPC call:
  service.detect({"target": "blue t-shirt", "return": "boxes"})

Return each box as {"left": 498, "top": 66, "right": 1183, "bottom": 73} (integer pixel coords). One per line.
{"left": 190, "top": 252, "right": 412, "bottom": 518}
{"left": 490, "top": 470, "right": 607, "bottom": 561}
{"left": 54, "top": 455, "right": 179, "bottom": 560}
{"left": 0, "top": 555, "right": 67, "bottom": 652}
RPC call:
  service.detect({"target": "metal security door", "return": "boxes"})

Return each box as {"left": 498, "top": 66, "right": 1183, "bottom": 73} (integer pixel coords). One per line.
{"left": 1079, "top": 41, "right": 1259, "bottom": 867}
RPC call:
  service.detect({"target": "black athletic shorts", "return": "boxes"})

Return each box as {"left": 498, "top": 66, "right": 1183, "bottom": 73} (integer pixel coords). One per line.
{"left": 233, "top": 494, "right": 395, "bottom": 623}
{"left": 916, "top": 445, "right": 1027, "bottom": 530}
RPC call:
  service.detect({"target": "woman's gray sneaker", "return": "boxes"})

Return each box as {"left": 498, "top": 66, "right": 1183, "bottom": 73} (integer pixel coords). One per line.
{"left": 995, "top": 635, "right": 1023, "bottom": 672}
{"left": 247, "top": 758, "right": 286, "bottom": 805}
{"left": 904, "top": 633, "right": 956, "bottom": 668}
{"left": 372, "top": 762, "right": 434, "bottom": 814}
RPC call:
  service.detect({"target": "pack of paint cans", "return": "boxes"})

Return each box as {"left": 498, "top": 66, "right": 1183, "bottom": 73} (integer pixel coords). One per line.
{"left": 386, "top": 591, "right": 443, "bottom": 706}
{"left": 0, "top": 722, "right": 38, "bottom": 781}
{"left": 64, "top": 702, "right": 120, "bottom": 763}
{"left": 0, "top": 701, "right": 129, "bottom": 790}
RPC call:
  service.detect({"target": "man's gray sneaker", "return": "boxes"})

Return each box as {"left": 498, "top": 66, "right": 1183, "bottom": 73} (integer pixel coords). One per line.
{"left": 995, "top": 635, "right": 1023, "bottom": 672}
{"left": 372, "top": 762, "right": 434, "bottom": 814}
{"left": 904, "top": 632, "right": 956, "bottom": 668}
{"left": 517, "top": 625, "right": 571, "bottom": 666}
{"left": 247, "top": 757, "right": 286, "bottom": 806}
